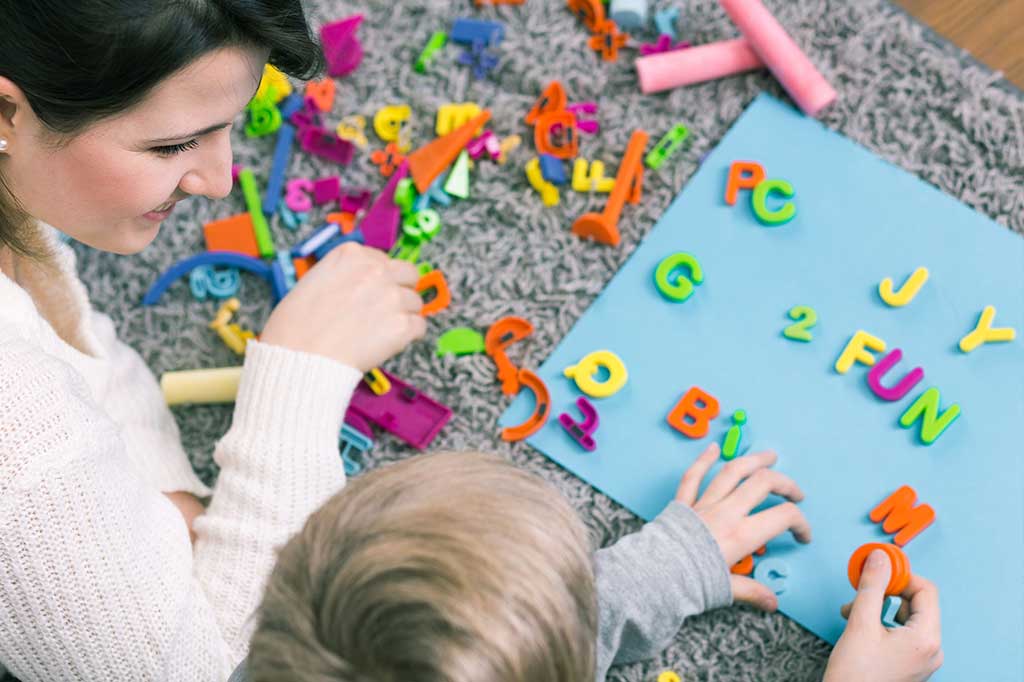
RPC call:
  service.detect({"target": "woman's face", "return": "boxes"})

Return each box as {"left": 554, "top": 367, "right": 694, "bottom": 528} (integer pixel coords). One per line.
{"left": 0, "top": 46, "right": 266, "bottom": 255}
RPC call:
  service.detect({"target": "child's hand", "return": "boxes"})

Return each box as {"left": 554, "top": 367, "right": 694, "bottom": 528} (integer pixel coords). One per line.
{"left": 824, "top": 549, "right": 943, "bottom": 681}
{"left": 675, "top": 443, "right": 812, "bottom": 611}
{"left": 260, "top": 243, "right": 426, "bottom": 372}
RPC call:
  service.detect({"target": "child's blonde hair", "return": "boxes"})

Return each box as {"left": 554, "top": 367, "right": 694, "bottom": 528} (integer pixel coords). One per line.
{"left": 249, "top": 450, "right": 598, "bottom": 682}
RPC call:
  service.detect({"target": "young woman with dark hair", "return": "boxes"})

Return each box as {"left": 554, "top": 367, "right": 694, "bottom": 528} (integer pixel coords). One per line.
{"left": 0, "top": 2, "right": 424, "bottom": 679}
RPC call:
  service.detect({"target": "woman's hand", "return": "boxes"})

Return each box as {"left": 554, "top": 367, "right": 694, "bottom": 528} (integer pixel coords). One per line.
{"left": 824, "top": 549, "right": 943, "bottom": 681}
{"left": 260, "top": 243, "right": 426, "bottom": 372}
{"left": 675, "top": 443, "right": 812, "bottom": 611}
{"left": 163, "top": 491, "right": 206, "bottom": 545}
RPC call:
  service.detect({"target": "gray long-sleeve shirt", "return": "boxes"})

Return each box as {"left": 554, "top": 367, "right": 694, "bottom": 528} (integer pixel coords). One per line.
{"left": 229, "top": 501, "right": 733, "bottom": 682}
{"left": 593, "top": 501, "right": 733, "bottom": 679}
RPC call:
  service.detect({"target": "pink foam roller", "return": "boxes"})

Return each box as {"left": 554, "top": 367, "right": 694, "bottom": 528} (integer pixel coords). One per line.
{"left": 718, "top": 0, "right": 836, "bottom": 116}
{"left": 636, "top": 38, "right": 763, "bottom": 94}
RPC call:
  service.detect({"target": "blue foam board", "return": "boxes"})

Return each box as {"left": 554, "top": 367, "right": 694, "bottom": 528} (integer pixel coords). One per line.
{"left": 500, "top": 93, "right": 1024, "bottom": 680}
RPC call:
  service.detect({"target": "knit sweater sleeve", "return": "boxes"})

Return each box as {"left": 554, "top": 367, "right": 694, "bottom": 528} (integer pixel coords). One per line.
{"left": 0, "top": 336, "right": 361, "bottom": 680}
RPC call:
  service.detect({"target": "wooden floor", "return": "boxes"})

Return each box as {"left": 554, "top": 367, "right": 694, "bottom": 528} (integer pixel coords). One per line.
{"left": 894, "top": 0, "right": 1024, "bottom": 88}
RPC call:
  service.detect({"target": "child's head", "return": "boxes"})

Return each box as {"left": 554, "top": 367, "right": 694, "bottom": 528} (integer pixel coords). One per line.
{"left": 249, "top": 451, "right": 598, "bottom": 682}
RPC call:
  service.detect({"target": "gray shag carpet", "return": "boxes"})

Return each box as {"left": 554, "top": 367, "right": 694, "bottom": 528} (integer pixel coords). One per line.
{"left": 63, "top": 1, "right": 1023, "bottom": 680}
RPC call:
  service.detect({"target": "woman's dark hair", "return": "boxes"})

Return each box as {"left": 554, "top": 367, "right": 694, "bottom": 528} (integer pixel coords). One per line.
{"left": 0, "top": 0, "right": 324, "bottom": 257}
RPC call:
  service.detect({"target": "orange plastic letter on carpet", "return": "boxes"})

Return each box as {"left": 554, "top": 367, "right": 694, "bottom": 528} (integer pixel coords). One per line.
{"left": 869, "top": 485, "right": 936, "bottom": 547}
{"left": 416, "top": 270, "right": 451, "bottom": 317}
{"left": 667, "top": 386, "right": 720, "bottom": 439}
{"left": 724, "top": 161, "right": 766, "bottom": 206}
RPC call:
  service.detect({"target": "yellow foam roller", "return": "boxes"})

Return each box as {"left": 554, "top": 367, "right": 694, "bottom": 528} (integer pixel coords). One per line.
{"left": 161, "top": 367, "right": 242, "bottom": 406}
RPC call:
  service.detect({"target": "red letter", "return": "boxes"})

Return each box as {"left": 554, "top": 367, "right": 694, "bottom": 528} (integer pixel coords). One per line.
{"left": 667, "top": 387, "right": 720, "bottom": 439}
{"left": 869, "top": 485, "right": 935, "bottom": 547}
{"left": 724, "top": 161, "right": 766, "bottom": 206}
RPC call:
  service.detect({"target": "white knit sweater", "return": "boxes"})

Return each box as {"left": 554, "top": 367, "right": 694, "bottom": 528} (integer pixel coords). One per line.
{"left": 0, "top": 223, "right": 362, "bottom": 681}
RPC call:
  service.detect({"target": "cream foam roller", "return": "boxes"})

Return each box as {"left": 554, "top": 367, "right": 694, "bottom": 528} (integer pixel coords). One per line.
{"left": 718, "top": 0, "right": 836, "bottom": 116}
{"left": 161, "top": 367, "right": 242, "bottom": 406}
{"left": 636, "top": 38, "right": 764, "bottom": 94}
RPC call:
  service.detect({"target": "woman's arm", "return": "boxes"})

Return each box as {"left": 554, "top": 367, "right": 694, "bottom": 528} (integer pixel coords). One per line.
{"left": 190, "top": 341, "right": 362, "bottom": 656}
{"left": 0, "top": 336, "right": 360, "bottom": 678}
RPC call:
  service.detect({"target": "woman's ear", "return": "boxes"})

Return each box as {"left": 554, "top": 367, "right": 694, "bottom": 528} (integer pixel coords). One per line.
{"left": 0, "top": 76, "right": 32, "bottom": 147}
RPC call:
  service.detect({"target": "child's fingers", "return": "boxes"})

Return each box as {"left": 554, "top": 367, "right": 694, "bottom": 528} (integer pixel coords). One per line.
{"left": 674, "top": 443, "right": 720, "bottom": 505}
{"left": 727, "top": 468, "right": 805, "bottom": 515}
{"left": 745, "top": 501, "right": 812, "bottom": 546}
{"left": 698, "top": 450, "right": 778, "bottom": 506}
{"left": 846, "top": 549, "right": 891, "bottom": 630}
{"left": 902, "top": 574, "right": 941, "bottom": 637}
{"left": 730, "top": 574, "right": 778, "bottom": 612}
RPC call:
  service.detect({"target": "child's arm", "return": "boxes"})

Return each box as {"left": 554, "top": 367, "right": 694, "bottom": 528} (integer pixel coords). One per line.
{"left": 593, "top": 443, "right": 812, "bottom": 679}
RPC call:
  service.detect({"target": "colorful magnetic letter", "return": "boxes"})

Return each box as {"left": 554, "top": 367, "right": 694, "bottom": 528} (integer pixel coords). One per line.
{"left": 654, "top": 7, "right": 680, "bottom": 40}
{"left": 667, "top": 387, "right": 720, "bottom": 439}
{"left": 362, "top": 368, "right": 392, "bottom": 396}
{"left": 436, "top": 102, "right": 483, "bottom": 136}
{"left": 189, "top": 266, "right": 241, "bottom": 301}
{"left": 958, "top": 305, "right": 1017, "bottom": 353}
{"left": 244, "top": 100, "right": 282, "bottom": 138}
{"left": 558, "top": 396, "right": 600, "bottom": 452}
{"left": 870, "top": 485, "right": 936, "bottom": 547}
{"left": 415, "top": 31, "right": 448, "bottom": 73}
{"left": 525, "top": 81, "right": 567, "bottom": 126}
{"left": 724, "top": 160, "right": 765, "bottom": 206}
{"left": 373, "top": 105, "right": 412, "bottom": 145}
{"left": 881, "top": 596, "right": 902, "bottom": 628}
{"left": 866, "top": 349, "right": 924, "bottom": 402}
{"left": 834, "top": 330, "right": 886, "bottom": 374}
{"left": 878, "top": 267, "right": 929, "bottom": 308}
{"left": 501, "top": 369, "right": 550, "bottom": 442}
{"left": 847, "top": 543, "right": 911, "bottom": 596}
{"left": 645, "top": 124, "right": 689, "bottom": 171}
{"left": 563, "top": 350, "right": 628, "bottom": 399}
{"left": 753, "top": 558, "right": 789, "bottom": 595}
{"left": 572, "top": 159, "right": 615, "bottom": 193}
{"left": 751, "top": 179, "right": 796, "bottom": 225}
{"left": 525, "top": 158, "right": 560, "bottom": 207}
{"left": 335, "top": 115, "right": 369, "bottom": 148}
{"left": 783, "top": 305, "right": 817, "bottom": 342}
{"left": 304, "top": 79, "right": 336, "bottom": 112}
{"left": 898, "top": 387, "right": 961, "bottom": 445}
{"left": 416, "top": 269, "right": 451, "bottom": 317}
{"left": 284, "top": 178, "right": 314, "bottom": 213}
{"left": 654, "top": 252, "right": 703, "bottom": 302}
{"left": 731, "top": 554, "right": 754, "bottom": 575}
{"left": 393, "top": 178, "right": 417, "bottom": 216}
{"left": 721, "top": 409, "right": 747, "bottom": 460}
{"left": 539, "top": 154, "right": 568, "bottom": 185}
{"left": 402, "top": 210, "right": 442, "bottom": 244}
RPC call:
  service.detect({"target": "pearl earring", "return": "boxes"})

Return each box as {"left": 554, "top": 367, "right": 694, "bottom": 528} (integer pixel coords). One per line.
{"left": 0, "top": 138, "right": 8, "bottom": 152}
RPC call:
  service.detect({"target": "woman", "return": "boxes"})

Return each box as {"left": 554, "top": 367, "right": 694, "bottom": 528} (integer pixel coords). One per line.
{"left": 0, "top": 1, "right": 424, "bottom": 679}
